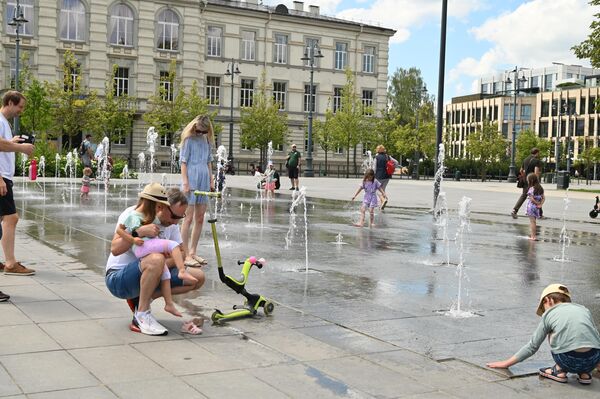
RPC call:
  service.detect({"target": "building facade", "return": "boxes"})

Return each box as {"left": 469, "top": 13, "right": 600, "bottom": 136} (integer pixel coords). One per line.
{"left": 445, "top": 64, "right": 600, "bottom": 163}
{"left": 0, "top": 0, "right": 395, "bottom": 169}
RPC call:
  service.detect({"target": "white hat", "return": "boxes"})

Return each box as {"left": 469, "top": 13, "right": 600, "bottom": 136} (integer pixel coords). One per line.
{"left": 536, "top": 284, "right": 571, "bottom": 316}
{"left": 138, "top": 183, "right": 170, "bottom": 206}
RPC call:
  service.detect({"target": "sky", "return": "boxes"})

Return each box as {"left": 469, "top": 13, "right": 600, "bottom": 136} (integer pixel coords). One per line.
{"left": 264, "top": 0, "right": 598, "bottom": 103}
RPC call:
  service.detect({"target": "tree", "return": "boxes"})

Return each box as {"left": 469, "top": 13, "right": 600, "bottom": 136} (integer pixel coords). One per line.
{"left": 87, "top": 64, "right": 136, "bottom": 144}
{"left": 515, "top": 129, "right": 551, "bottom": 168}
{"left": 466, "top": 120, "right": 507, "bottom": 181}
{"left": 313, "top": 107, "right": 336, "bottom": 175}
{"left": 328, "top": 69, "right": 369, "bottom": 177}
{"left": 572, "top": 0, "right": 600, "bottom": 68}
{"left": 239, "top": 73, "right": 288, "bottom": 167}
{"left": 372, "top": 110, "right": 401, "bottom": 158}
{"left": 576, "top": 138, "right": 600, "bottom": 182}
{"left": 395, "top": 117, "right": 436, "bottom": 175}
{"left": 388, "top": 67, "right": 434, "bottom": 126}
{"left": 46, "top": 50, "right": 98, "bottom": 148}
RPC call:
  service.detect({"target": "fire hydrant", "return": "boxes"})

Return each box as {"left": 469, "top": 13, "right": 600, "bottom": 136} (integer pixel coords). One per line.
{"left": 29, "top": 159, "right": 37, "bottom": 181}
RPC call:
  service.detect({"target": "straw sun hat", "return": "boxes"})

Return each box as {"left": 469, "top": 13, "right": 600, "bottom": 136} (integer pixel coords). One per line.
{"left": 138, "top": 183, "right": 170, "bottom": 206}
{"left": 536, "top": 284, "right": 571, "bottom": 316}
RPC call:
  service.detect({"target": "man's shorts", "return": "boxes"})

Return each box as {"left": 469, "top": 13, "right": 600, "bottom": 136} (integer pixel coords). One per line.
{"left": 288, "top": 166, "right": 299, "bottom": 179}
{"left": 0, "top": 178, "right": 16, "bottom": 217}
{"left": 105, "top": 260, "right": 185, "bottom": 300}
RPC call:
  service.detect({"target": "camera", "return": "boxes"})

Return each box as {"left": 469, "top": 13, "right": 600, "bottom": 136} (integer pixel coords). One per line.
{"left": 19, "top": 134, "right": 35, "bottom": 144}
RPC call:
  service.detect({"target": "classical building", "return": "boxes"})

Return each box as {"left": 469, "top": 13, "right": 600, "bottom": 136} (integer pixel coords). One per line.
{"left": 0, "top": 0, "right": 395, "bottom": 171}
{"left": 445, "top": 64, "right": 600, "bottom": 163}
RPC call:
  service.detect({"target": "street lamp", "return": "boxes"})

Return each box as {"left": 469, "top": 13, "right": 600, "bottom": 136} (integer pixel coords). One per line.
{"left": 301, "top": 41, "right": 323, "bottom": 177}
{"left": 552, "top": 99, "right": 567, "bottom": 173}
{"left": 224, "top": 59, "right": 241, "bottom": 164}
{"left": 411, "top": 85, "right": 427, "bottom": 180}
{"left": 567, "top": 111, "right": 577, "bottom": 175}
{"left": 8, "top": 0, "right": 28, "bottom": 137}
{"left": 505, "top": 66, "right": 527, "bottom": 182}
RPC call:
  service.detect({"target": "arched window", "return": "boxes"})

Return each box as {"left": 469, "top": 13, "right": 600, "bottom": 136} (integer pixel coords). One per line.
{"left": 59, "top": 0, "right": 86, "bottom": 41}
{"left": 109, "top": 3, "right": 134, "bottom": 46}
{"left": 156, "top": 9, "right": 179, "bottom": 51}
{"left": 6, "top": 0, "right": 34, "bottom": 36}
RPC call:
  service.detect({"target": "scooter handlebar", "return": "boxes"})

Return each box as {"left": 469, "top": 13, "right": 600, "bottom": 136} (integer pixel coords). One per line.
{"left": 194, "top": 190, "right": 221, "bottom": 198}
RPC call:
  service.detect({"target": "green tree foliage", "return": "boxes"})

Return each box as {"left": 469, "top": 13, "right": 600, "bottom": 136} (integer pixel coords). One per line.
{"left": 372, "top": 110, "right": 401, "bottom": 157}
{"left": 313, "top": 106, "right": 336, "bottom": 175}
{"left": 87, "top": 64, "right": 136, "bottom": 143}
{"left": 515, "top": 129, "right": 551, "bottom": 167}
{"left": 572, "top": 0, "right": 600, "bottom": 68}
{"left": 46, "top": 50, "right": 98, "bottom": 147}
{"left": 395, "top": 118, "right": 436, "bottom": 171}
{"left": 466, "top": 120, "right": 507, "bottom": 181}
{"left": 20, "top": 76, "right": 52, "bottom": 136}
{"left": 240, "top": 73, "right": 288, "bottom": 167}
{"left": 576, "top": 138, "right": 600, "bottom": 182}
{"left": 388, "top": 67, "right": 434, "bottom": 126}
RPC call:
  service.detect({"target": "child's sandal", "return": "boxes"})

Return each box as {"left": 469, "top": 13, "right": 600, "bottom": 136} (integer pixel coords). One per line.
{"left": 539, "top": 365, "right": 568, "bottom": 383}
{"left": 577, "top": 372, "right": 592, "bottom": 385}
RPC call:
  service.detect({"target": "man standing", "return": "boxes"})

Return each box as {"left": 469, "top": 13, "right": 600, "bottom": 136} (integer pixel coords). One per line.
{"left": 0, "top": 91, "right": 36, "bottom": 292}
{"left": 81, "top": 134, "right": 93, "bottom": 168}
{"left": 106, "top": 186, "right": 205, "bottom": 335}
{"left": 374, "top": 145, "right": 398, "bottom": 210}
{"left": 512, "top": 147, "right": 542, "bottom": 218}
{"left": 286, "top": 144, "right": 301, "bottom": 191}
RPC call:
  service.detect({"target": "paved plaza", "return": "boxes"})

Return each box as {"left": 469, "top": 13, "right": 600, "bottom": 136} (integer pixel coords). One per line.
{"left": 1, "top": 175, "right": 600, "bottom": 398}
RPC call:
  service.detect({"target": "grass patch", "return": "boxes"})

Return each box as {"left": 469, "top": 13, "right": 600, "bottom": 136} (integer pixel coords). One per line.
{"left": 569, "top": 188, "right": 600, "bottom": 194}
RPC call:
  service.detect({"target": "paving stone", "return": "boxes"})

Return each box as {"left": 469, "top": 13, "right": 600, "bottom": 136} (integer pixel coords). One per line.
{"left": 0, "top": 364, "right": 22, "bottom": 397}
{"left": 14, "top": 300, "right": 88, "bottom": 323}
{"left": 27, "top": 386, "right": 118, "bottom": 399}
{"left": 69, "top": 345, "right": 170, "bottom": 384}
{"left": 298, "top": 323, "right": 400, "bottom": 355}
{"left": 0, "top": 351, "right": 98, "bottom": 394}
{"left": 39, "top": 320, "right": 126, "bottom": 349}
{"left": 132, "top": 339, "right": 244, "bottom": 376}
{"left": 0, "top": 324, "right": 60, "bottom": 355}
{"left": 109, "top": 376, "right": 206, "bottom": 399}
{"left": 183, "top": 370, "right": 288, "bottom": 399}
{"left": 0, "top": 303, "right": 32, "bottom": 326}
{"left": 0, "top": 284, "right": 62, "bottom": 304}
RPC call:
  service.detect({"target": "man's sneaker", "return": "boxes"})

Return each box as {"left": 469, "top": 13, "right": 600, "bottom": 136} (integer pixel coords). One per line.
{"left": 129, "top": 316, "right": 141, "bottom": 333}
{"left": 511, "top": 210, "right": 518, "bottom": 219}
{"left": 132, "top": 311, "right": 168, "bottom": 336}
{"left": 126, "top": 297, "right": 139, "bottom": 313}
{"left": 3, "top": 262, "right": 35, "bottom": 276}
{"left": 289, "top": 187, "right": 295, "bottom": 190}
{"left": 0, "top": 291, "right": 9, "bottom": 302}
{"left": 0, "top": 262, "right": 4, "bottom": 271}
{"left": 295, "top": 187, "right": 299, "bottom": 191}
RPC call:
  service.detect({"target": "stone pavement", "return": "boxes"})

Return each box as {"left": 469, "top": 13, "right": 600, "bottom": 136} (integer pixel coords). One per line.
{"left": 1, "top": 176, "right": 600, "bottom": 398}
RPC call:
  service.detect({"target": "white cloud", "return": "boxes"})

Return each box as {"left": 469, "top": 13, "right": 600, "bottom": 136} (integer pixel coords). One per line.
{"left": 450, "top": 0, "right": 596, "bottom": 92}
{"left": 264, "top": 0, "right": 484, "bottom": 43}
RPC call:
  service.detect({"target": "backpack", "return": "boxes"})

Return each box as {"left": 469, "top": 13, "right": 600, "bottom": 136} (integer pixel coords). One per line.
{"left": 385, "top": 157, "right": 395, "bottom": 176}
{"left": 78, "top": 142, "right": 86, "bottom": 157}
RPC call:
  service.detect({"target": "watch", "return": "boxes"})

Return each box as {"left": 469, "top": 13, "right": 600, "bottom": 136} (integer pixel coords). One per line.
{"left": 132, "top": 228, "right": 139, "bottom": 238}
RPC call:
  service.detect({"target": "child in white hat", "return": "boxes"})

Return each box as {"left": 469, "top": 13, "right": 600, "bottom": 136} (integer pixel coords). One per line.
{"left": 487, "top": 284, "right": 600, "bottom": 384}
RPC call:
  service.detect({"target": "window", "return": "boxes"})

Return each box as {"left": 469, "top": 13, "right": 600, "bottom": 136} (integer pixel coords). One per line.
{"left": 335, "top": 146, "right": 343, "bottom": 154}
{"left": 207, "top": 26, "right": 222, "bottom": 57}
{"left": 539, "top": 121, "right": 548, "bottom": 138}
{"left": 580, "top": 97, "right": 587, "bottom": 115}
{"left": 160, "top": 133, "right": 172, "bottom": 147}
{"left": 273, "top": 82, "right": 286, "bottom": 110}
{"left": 113, "top": 129, "right": 126, "bottom": 145}
{"left": 240, "top": 79, "right": 254, "bottom": 107}
{"left": 541, "top": 101, "right": 549, "bottom": 117}
{"left": 64, "top": 62, "right": 81, "bottom": 91}
{"left": 544, "top": 73, "right": 553, "bottom": 91}
{"left": 590, "top": 118, "right": 595, "bottom": 136}
{"left": 6, "top": 0, "right": 33, "bottom": 36}
{"left": 503, "top": 104, "right": 514, "bottom": 120}
{"left": 531, "top": 76, "right": 539, "bottom": 88}
{"left": 159, "top": 70, "right": 173, "bottom": 101}
{"left": 113, "top": 67, "right": 129, "bottom": 96}
{"left": 274, "top": 34, "right": 288, "bottom": 64}
{"left": 60, "top": 0, "right": 85, "bottom": 41}
{"left": 206, "top": 76, "right": 220, "bottom": 105}
{"left": 333, "top": 87, "right": 342, "bottom": 113}
{"left": 576, "top": 119, "right": 585, "bottom": 136}
{"left": 501, "top": 123, "right": 508, "bottom": 137}
{"left": 157, "top": 9, "right": 179, "bottom": 51}
{"left": 109, "top": 4, "right": 133, "bottom": 46}
{"left": 481, "top": 83, "right": 488, "bottom": 94}
{"left": 335, "top": 42, "right": 348, "bottom": 70}
{"left": 362, "top": 90, "right": 374, "bottom": 116}
{"left": 304, "top": 38, "right": 320, "bottom": 67}
{"left": 241, "top": 30, "right": 256, "bottom": 61}
{"left": 492, "top": 82, "right": 499, "bottom": 94}
{"left": 521, "top": 104, "right": 531, "bottom": 120}
{"left": 304, "top": 84, "right": 316, "bottom": 113}
{"left": 589, "top": 96, "right": 597, "bottom": 114}
{"left": 363, "top": 46, "right": 375, "bottom": 73}
{"left": 568, "top": 98, "right": 576, "bottom": 115}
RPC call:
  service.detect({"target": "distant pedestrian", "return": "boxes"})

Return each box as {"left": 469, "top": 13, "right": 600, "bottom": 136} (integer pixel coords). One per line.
{"left": 286, "top": 144, "right": 301, "bottom": 191}
{"left": 525, "top": 173, "right": 545, "bottom": 241}
{"left": 374, "top": 145, "right": 398, "bottom": 210}
{"left": 351, "top": 169, "right": 387, "bottom": 228}
{"left": 264, "top": 162, "right": 277, "bottom": 199}
{"left": 487, "top": 284, "right": 600, "bottom": 385}
{"left": 80, "top": 167, "right": 93, "bottom": 200}
{"left": 512, "top": 148, "right": 542, "bottom": 218}
{"left": 80, "top": 134, "right": 94, "bottom": 168}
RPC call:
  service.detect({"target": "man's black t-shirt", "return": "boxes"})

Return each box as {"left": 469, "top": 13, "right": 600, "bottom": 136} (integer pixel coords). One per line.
{"left": 523, "top": 155, "right": 541, "bottom": 175}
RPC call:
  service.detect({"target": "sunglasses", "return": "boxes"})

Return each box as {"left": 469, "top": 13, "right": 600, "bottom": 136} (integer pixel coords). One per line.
{"left": 167, "top": 207, "right": 186, "bottom": 220}
{"left": 195, "top": 129, "right": 208, "bottom": 135}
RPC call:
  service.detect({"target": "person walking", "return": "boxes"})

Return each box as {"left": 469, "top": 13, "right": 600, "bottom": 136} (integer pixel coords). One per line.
{"left": 374, "top": 145, "right": 398, "bottom": 210}
{"left": 179, "top": 115, "right": 214, "bottom": 267}
{"left": 0, "top": 91, "right": 36, "bottom": 286}
{"left": 286, "top": 144, "right": 301, "bottom": 191}
{"left": 80, "top": 134, "right": 94, "bottom": 168}
{"left": 512, "top": 148, "right": 542, "bottom": 218}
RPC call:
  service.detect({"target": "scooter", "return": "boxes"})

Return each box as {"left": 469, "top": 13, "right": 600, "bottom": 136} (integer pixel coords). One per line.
{"left": 194, "top": 191, "right": 275, "bottom": 323}
{"left": 590, "top": 196, "right": 599, "bottom": 219}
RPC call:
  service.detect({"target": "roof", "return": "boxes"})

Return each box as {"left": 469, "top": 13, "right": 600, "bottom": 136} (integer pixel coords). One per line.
{"left": 205, "top": 0, "right": 396, "bottom": 35}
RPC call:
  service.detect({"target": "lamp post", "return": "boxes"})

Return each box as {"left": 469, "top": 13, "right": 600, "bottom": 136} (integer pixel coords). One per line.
{"left": 411, "top": 85, "right": 427, "bottom": 180}
{"left": 301, "top": 41, "right": 323, "bottom": 177}
{"left": 566, "top": 111, "right": 576, "bottom": 175}
{"left": 552, "top": 99, "right": 566, "bottom": 173}
{"left": 224, "top": 59, "right": 241, "bottom": 164}
{"left": 505, "top": 66, "right": 527, "bottom": 182}
{"left": 8, "top": 0, "right": 28, "bottom": 137}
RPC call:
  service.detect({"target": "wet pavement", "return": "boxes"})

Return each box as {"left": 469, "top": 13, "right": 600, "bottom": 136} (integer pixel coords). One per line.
{"left": 1, "top": 176, "right": 599, "bottom": 398}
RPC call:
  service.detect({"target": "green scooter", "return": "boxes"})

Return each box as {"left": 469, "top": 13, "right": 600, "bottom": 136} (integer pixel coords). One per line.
{"left": 194, "top": 191, "right": 275, "bottom": 323}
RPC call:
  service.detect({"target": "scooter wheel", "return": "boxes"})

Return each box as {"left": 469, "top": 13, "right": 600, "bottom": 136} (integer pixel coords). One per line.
{"left": 211, "top": 310, "right": 223, "bottom": 323}
{"left": 264, "top": 301, "right": 275, "bottom": 315}
{"left": 590, "top": 210, "right": 598, "bottom": 219}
